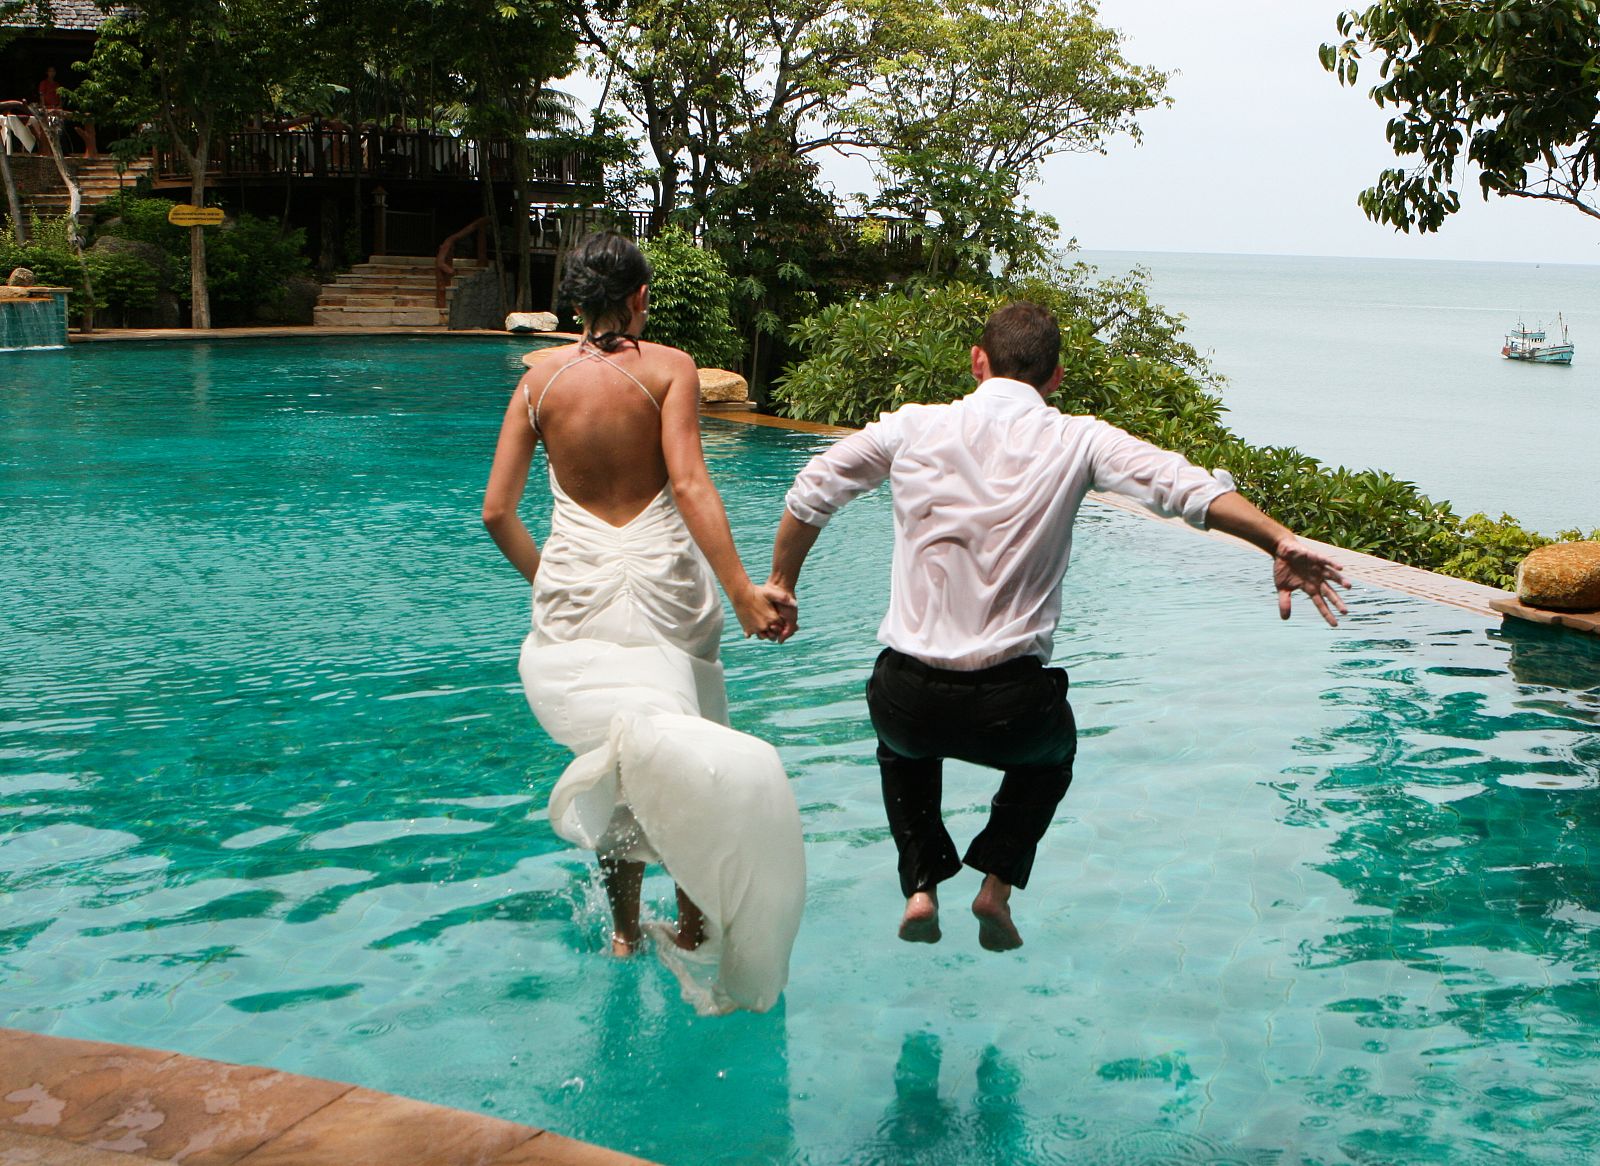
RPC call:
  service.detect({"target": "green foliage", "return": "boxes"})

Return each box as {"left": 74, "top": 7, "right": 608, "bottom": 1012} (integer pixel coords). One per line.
{"left": 777, "top": 278, "right": 1583, "bottom": 586}
{"left": 1324, "top": 0, "right": 1600, "bottom": 229}
{"left": 84, "top": 249, "right": 161, "bottom": 324}
{"left": 781, "top": 282, "right": 992, "bottom": 425}
{"left": 204, "top": 215, "right": 309, "bottom": 323}
{"left": 0, "top": 216, "right": 91, "bottom": 317}
{"left": 93, "top": 193, "right": 188, "bottom": 255}
{"left": 1437, "top": 514, "right": 1600, "bottom": 590}
{"left": 640, "top": 227, "right": 742, "bottom": 368}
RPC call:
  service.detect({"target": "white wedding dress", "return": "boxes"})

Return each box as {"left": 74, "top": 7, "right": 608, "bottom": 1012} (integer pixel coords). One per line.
{"left": 518, "top": 408, "right": 805, "bottom": 1015}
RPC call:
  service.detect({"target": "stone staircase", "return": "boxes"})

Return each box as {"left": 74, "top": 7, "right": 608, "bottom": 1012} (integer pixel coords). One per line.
{"left": 23, "top": 157, "right": 156, "bottom": 219}
{"left": 312, "top": 255, "right": 488, "bottom": 328}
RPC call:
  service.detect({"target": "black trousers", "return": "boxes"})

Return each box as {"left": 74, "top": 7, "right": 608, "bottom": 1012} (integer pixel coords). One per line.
{"left": 866, "top": 647, "right": 1077, "bottom": 897}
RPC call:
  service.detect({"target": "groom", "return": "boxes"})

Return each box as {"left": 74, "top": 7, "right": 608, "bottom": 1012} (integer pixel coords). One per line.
{"left": 767, "top": 302, "right": 1348, "bottom": 950}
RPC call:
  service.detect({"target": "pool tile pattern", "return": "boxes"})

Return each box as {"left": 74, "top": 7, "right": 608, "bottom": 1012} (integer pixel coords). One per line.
{"left": 0, "top": 1029, "right": 655, "bottom": 1166}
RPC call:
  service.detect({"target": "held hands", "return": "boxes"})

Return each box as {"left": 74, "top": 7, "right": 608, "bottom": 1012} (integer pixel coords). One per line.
{"left": 733, "top": 581, "right": 800, "bottom": 643}
{"left": 1273, "top": 536, "right": 1351, "bottom": 627}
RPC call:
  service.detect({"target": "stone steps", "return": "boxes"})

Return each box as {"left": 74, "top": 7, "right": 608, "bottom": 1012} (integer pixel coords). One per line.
{"left": 19, "top": 159, "right": 159, "bottom": 220}
{"left": 312, "top": 256, "right": 486, "bottom": 328}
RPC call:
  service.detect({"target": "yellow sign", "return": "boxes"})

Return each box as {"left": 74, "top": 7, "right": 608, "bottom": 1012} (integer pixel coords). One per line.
{"left": 166, "top": 204, "right": 225, "bottom": 227}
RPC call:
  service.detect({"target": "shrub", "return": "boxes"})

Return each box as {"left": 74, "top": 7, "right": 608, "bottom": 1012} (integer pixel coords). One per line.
{"left": 640, "top": 227, "right": 742, "bottom": 369}
{"left": 93, "top": 193, "right": 188, "bottom": 258}
{"left": 775, "top": 280, "right": 1582, "bottom": 587}
{"left": 204, "top": 214, "right": 309, "bottom": 323}
{"left": 85, "top": 247, "right": 161, "bottom": 325}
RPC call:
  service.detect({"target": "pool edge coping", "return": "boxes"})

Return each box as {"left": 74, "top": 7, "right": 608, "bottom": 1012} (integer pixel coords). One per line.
{"left": 0, "top": 1026, "right": 657, "bottom": 1166}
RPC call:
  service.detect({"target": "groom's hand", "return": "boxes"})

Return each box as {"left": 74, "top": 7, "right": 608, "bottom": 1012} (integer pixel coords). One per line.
{"left": 759, "top": 583, "right": 799, "bottom": 643}
{"left": 1273, "top": 537, "right": 1350, "bottom": 626}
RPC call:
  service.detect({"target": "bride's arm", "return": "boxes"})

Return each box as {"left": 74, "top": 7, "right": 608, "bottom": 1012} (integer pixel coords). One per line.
{"left": 482, "top": 375, "right": 542, "bottom": 585}
{"left": 658, "top": 351, "right": 784, "bottom": 638}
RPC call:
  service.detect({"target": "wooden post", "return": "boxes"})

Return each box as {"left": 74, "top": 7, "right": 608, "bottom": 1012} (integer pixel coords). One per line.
{"left": 372, "top": 186, "right": 387, "bottom": 257}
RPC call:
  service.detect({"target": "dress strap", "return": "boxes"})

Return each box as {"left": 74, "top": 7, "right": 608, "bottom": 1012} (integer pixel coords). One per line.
{"left": 581, "top": 341, "right": 662, "bottom": 412}
{"left": 527, "top": 352, "right": 591, "bottom": 435}
{"left": 527, "top": 340, "right": 663, "bottom": 435}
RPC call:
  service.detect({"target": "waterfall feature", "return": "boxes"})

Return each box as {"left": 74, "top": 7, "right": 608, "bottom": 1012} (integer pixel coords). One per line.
{"left": 0, "top": 289, "right": 69, "bottom": 351}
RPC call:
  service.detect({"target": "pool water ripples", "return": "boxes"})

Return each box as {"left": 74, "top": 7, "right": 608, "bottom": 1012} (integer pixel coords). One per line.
{"left": 3, "top": 338, "right": 1600, "bottom": 1164}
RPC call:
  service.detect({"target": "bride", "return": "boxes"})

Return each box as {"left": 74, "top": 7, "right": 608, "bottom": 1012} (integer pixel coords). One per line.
{"left": 482, "top": 233, "right": 803, "bottom": 1013}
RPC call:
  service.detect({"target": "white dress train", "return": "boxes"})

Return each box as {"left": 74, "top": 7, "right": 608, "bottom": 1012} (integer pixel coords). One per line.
{"left": 520, "top": 471, "right": 805, "bottom": 1015}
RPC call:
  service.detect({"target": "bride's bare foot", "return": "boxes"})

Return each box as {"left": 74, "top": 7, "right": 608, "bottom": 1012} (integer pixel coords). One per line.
{"left": 972, "top": 875, "right": 1023, "bottom": 951}
{"left": 672, "top": 887, "right": 707, "bottom": 950}
{"left": 610, "top": 931, "right": 642, "bottom": 957}
{"left": 898, "top": 890, "right": 941, "bottom": 943}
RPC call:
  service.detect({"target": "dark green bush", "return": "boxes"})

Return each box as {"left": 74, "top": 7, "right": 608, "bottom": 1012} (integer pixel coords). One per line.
{"left": 85, "top": 247, "right": 161, "bottom": 324}
{"left": 776, "top": 280, "right": 1579, "bottom": 587}
{"left": 93, "top": 193, "right": 188, "bottom": 258}
{"left": 640, "top": 227, "right": 742, "bottom": 369}
{"left": 204, "top": 214, "right": 309, "bottom": 323}
{"left": 1, "top": 216, "right": 92, "bottom": 319}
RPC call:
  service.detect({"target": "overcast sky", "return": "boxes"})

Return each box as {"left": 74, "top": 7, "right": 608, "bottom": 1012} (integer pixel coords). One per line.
{"left": 1031, "top": 1, "right": 1598, "bottom": 265}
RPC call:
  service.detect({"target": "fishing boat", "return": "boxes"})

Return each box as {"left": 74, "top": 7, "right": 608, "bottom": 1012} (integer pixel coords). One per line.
{"left": 1502, "top": 315, "right": 1575, "bottom": 364}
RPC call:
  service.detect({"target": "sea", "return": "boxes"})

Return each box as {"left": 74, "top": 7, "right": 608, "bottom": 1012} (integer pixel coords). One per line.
{"left": 1080, "top": 250, "right": 1600, "bottom": 535}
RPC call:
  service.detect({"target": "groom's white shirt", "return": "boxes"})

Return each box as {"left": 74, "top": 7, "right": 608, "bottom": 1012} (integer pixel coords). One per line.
{"left": 784, "top": 377, "right": 1235, "bottom": 670}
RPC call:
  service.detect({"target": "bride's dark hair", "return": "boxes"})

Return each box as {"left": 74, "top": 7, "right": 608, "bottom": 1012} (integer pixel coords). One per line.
{"left": 559, "top": 232, "right": 652, "bottom": 352}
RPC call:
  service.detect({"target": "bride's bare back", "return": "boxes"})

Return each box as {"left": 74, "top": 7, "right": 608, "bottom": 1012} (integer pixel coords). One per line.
{"left": 524, "top": 340, "right": 686, "bottom": 527}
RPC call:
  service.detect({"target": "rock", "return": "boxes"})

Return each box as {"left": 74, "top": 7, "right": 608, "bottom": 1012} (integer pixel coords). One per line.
{"left": 0, "top": 285, "right": 33, "bottom": 300}
{"left": 505, "top": 311, "right": 559, "bottom": 333}
{"left": 254, "top": 275, "right": 321, "bottom": 325}
{"left": 7, "top": 267, "right": 37, "bottom": 287}
{"left": 1516, "top": 541, "right": 1600, "bottom": 611}
{"left": 698, "top": 368, "right": 749, "bottom": 403}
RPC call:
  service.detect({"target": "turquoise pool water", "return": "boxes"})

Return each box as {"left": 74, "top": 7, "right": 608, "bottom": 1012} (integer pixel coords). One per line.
{"left": 3, "top": 338, "right": 1599, "bottom": 1164}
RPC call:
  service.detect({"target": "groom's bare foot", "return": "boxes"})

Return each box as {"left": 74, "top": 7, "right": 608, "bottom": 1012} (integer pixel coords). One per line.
{"left": 972, "top": 875, "right": 1023, "bottom": 951}
{"left": 898, "top": 890, "right": 941, "bottom": 943}
{"left": 610, "top": 931, "right": 641, "bottom": 957}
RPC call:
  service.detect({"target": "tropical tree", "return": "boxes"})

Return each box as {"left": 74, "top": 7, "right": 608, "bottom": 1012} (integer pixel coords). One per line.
{"left": 75, "top": 0, "right": 309, "bottom": 327}
{"left": 847, "top": 0, "right": 1168, "bottom": 277}
{"left": 446, "top": 0, "right": 579, "bottom": 311}
{"left": 1323, "top": 0, "right": 1600, "bottom": 231}
{"left": 577, "top": 0, "right": 900, "bottom": 223}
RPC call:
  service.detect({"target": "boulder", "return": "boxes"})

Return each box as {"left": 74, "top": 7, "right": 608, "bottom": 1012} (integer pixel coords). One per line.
{"left": 1516, "top": 541, "right": 1600, "bottom": 611}
{"left": 7, "top": 267, "right": 37, "bottom": 287}
{"left": 505, "top": 311, "right": 559, "bottom": 333}
{"left": 0, "top": 285, "right": 34, "bottom": 300}
{"left": 254, "top": 275, "right": 321, "bottom": 326}
{"left": 698, "top": 368, "right": 749, "bottom": 403}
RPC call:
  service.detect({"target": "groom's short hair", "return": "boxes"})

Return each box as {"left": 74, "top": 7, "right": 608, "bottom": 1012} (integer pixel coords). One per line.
{"left": 979, "top": 302, "right": 1061, "bottom": 389}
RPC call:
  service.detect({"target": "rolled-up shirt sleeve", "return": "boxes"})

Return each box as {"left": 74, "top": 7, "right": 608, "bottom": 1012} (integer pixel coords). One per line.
{"left": 1085, "top": 420, "right": 1236, "bottom": 528}
{"left": 784, "top": 419, "right": 896, "bottom": 528}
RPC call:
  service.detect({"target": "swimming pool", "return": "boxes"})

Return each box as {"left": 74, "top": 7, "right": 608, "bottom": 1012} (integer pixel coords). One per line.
{"left": 3, "top": 338, "right": 1598, "bottom": 1164}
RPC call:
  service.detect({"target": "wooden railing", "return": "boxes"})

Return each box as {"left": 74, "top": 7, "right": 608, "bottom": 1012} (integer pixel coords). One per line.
{"left": 436, "top": 217, "right": 490, "bottom": 310}
{"left": 521, "top": 203, "right": 918, "bottom": 254}
{"left": 152, "top": 125, "right": 592, "bottom": 186}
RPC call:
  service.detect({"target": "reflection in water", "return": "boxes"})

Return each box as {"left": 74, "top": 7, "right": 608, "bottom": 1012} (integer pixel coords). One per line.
{"left": 850, "top": 1034, "right": 1024, "bottom": 1166}
{"left": 1498, "top": 619, "right": 1600, "bottom": 695}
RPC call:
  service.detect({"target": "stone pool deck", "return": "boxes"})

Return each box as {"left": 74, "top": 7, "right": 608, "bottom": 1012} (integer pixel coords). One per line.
{"left": 0, "top": 1029, "right": 652, "bottom": 1166}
